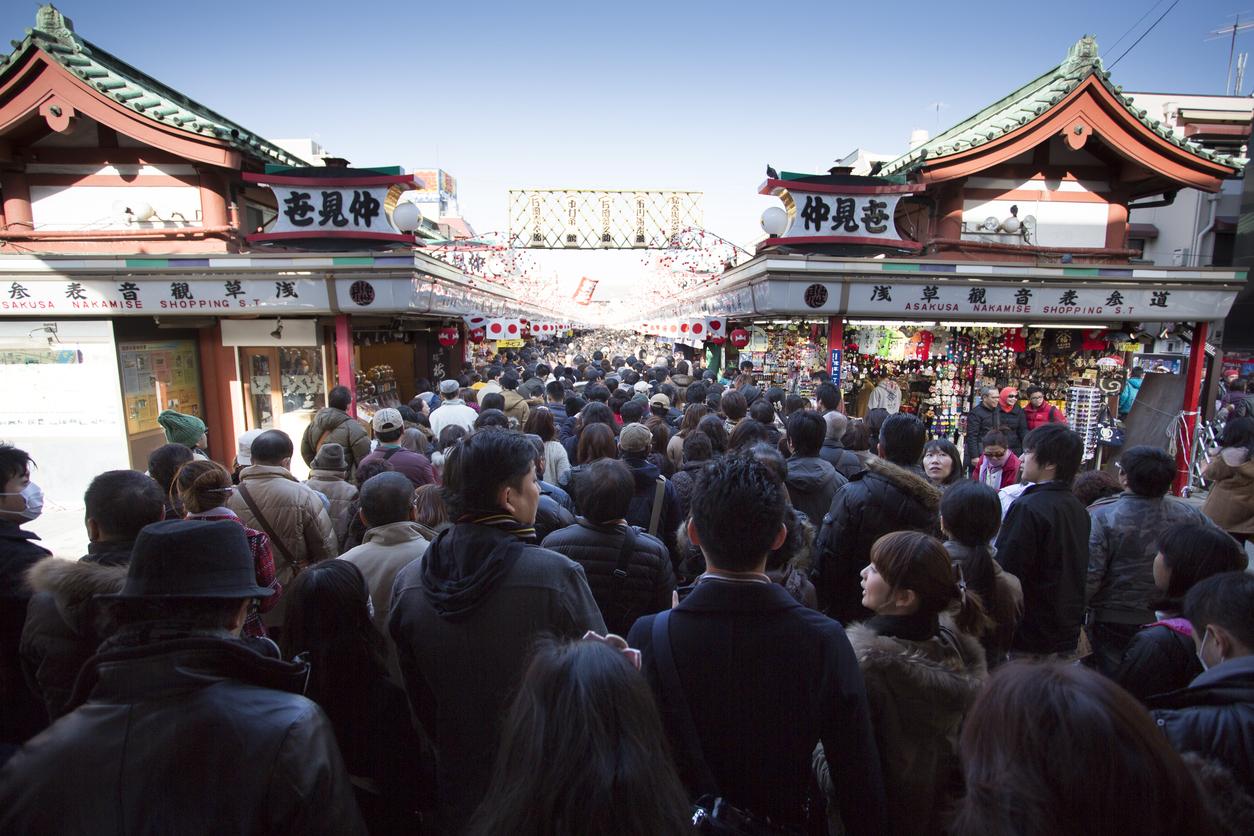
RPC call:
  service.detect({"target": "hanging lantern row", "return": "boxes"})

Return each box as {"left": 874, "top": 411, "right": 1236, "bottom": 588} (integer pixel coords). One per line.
{"left": 633, "top": 317, "right": 730, "bottom": 344}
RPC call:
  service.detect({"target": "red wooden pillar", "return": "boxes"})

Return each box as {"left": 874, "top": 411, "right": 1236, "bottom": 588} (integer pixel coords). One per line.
{"left": 1174, "top": 321, "right": 1209, "bottom": 497}
{"left": 827, "top": 315, "right": 843, "bottom": 377}
{"left": 335, "top": 314, "right": 356, "bottom": 417}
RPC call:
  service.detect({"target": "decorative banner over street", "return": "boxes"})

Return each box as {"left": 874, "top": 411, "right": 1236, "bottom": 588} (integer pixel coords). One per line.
{"left": 573, "top": 277, "right": 598, "bottom": 305}
{"left": 509, "top": 190, "right": 702, "bottom": 249}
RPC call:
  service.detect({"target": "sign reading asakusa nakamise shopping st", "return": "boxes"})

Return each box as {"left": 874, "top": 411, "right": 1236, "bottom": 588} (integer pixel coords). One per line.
{"left": 1, "top": 277, "right": 328, "bottom": 313}
{"left": 845, "top": 281, "right": 1237, "bottom": 321}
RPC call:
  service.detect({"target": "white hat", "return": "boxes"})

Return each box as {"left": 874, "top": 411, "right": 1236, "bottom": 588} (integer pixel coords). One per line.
{"left": 439, "top": 379, "right": 460, "bottom": 395}
{"left": 633, "top": 381, "right": 650, "bottom": 394}
{"left": 236, "top": 429, "right": 264, "bottom": 466}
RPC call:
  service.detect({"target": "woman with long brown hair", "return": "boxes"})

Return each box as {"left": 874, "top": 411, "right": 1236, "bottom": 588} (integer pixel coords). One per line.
{"left": 667, "top": 403, "right": 709, "bottom": 472}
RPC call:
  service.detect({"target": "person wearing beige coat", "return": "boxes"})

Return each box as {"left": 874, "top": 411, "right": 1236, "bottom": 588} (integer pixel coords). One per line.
{"left": 1202, "top": 444, "right": 1254, "bottom": 542}
{"left": 304, "top": 443, "right": 359, "bottom": 527}
{"left": 227, "top": 431, "right": 338, "bottom": 629}
{"left": 338, "top": 472, "right": 432, "bottom": 684}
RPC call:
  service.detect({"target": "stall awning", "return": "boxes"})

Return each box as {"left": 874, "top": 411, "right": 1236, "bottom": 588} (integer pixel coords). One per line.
{"left": 1128, "top": 223, "right": 1159, "bottom": 239}
{"left": 1217, "top": 216, "right": 1239, "bottom": 233}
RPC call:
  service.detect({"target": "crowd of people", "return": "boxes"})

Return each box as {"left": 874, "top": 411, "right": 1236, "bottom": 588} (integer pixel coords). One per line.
{"left": 1, "top": 337, "right": 1253, "bottom": 836}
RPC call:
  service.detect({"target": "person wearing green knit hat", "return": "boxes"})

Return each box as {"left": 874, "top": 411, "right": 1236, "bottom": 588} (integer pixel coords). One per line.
{"left": 157, "top": 410, "right": 209, "bottom": 460}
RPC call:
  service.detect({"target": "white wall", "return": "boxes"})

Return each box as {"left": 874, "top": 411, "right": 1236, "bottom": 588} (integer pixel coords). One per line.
{"left": 30, "top": 180, "right": 202, "bottom": 231}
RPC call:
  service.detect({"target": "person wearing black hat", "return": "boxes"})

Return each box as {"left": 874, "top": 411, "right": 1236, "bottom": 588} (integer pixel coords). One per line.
{"left": 0, "top": 519, "right": 367, "bottom": 835}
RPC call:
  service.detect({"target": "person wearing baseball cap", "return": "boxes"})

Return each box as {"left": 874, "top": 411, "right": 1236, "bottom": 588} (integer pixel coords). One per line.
{"left": 0, "top": 519, "right": 366, "bottom": 834}
{"left": 358, "top": 408, "right": 436, "bottom": 490}
{"left": 617, "top": 423, "right": 681, "bottom": 565}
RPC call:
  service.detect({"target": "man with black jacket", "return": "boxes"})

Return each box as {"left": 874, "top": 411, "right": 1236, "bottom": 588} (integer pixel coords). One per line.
{"left": 0, "top": 519, "right": 366, "bottom": 835}
{"left": 820, "top": 411, "right": 863, "bottom": 480}
{"left": 996, "top": 423, "right": 1090, "bottom": 657}
{"left": 628, "top": 456, "right": 885, "bottom": 835}
{"left": 542, "top": 459, "right": 674, "bottom": 636}
{"left": 964, "top": 386, "right": 1001, "bottom": 472}
{"left": 812, "top": 413, "right": 942, "bottom": 624}
{"left": 389, "top": 431, "right": 603, "bottom": 833}
{"left": 1148, "top": 572, "right": 1254, "bottom": 794}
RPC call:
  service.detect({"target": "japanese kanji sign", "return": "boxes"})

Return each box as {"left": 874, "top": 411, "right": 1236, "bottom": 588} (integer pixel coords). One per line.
{"left": 242, "top": 170, "right": 422, "bottom": 247}
{"left": 757, "top": 179, "right": 925, "bottom": 250}
{"left": 0, "top": 278, "right": 329, "bottom": 314}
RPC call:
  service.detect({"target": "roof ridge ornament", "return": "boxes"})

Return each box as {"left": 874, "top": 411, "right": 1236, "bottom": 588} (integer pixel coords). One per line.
{"left": 1065, "top": 35, "right": 1101, "bottom": 72}
{"left": 32, "top": 4, "right": 79, "bottom": 51}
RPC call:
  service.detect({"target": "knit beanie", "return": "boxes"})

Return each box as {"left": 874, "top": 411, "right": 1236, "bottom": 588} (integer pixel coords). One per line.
{"left": 312, "top": 442, "right": 347, "bottom": 471}
{"left": 158, "top": 410, "right": 207, "bottom": 448}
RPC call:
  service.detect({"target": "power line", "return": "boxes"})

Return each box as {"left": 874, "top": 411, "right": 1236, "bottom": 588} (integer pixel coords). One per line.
{"left": 1108, "top": 0, "right": 1181, "bottom": 70}
{"left": 1106, "top": 0, "right": 1167, "bottom": 55}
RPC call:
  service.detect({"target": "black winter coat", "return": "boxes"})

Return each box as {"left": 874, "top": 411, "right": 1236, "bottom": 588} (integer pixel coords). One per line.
{"left": 0, "top": 631, "right": 367, "bottom": 835}
{"left": 0, "top": 519, "right": 51, "bottom": 746}
{"left": 542, "top": 518, "right": 676, "bottom": 636}
{"left": 785, "top": 457, "right": 847, "bottom": 527}
{"left": 622, "top": 457, "right": 681, "bottom": 567}
{"left": 995, "top": 405, "right": 1029, "bottom": 455}
{"left": 1148, "top": 656, "right": 1254, "bottom": 795}
{"left": 533, "top": 494, "right": 575, "bottom": 543}
{"left": 1113, "top": 619, "right": 1203, "bottom": 702}
{"left": 964, "top": 404, "right": 1000, "bottom": 468}
{"left": 820, "top": 439, "right": 864, "bottom": 480}
{"left": 813, "top": 457, "right": 943, "bottom": 624}
{"left": 996, "top": 480, "right": 1091, "bottom": 655}
{"left": 671, "top": 460, "right": 706, "bottom": 520}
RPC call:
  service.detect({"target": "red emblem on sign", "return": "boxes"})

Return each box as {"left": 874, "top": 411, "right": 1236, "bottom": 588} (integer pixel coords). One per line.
{"left": 438, "top": 327, "right": 458, "bottom": 347}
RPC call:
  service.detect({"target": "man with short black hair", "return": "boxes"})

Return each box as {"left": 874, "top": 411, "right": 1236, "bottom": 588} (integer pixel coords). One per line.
{"left": 544, "top": 381, "right": 569, "bottom": 425}
{"left": 301, "top": 385, "right": 372, "bottom": 479}
{"left": 619, "top": 423, "right": 681, "bottom": 566}
{"left": 541, "top": 459, "right": 674, "bottom": 636}
{"left": 479, "top": 365, "right": 505, "bottom": 397}
{"left": 339, "top": 471, "right": 429, "bottom": 682}
{"left": 389, "top": 430, "right": 603, "bottom": 831}
{"left": 813, "top": 413, "right": 941, "bottom": 623}
{"left": 620, "top": 399, "right": 645, "bottom": 426}
{"left": 785, "top": 411, "right": 847, "bottom": 524}
{"left": 21, "top": 470, "right": 165, "bottom": 722}
{"left": 996, "top": 423, "right": 1090, "bottom": 657}
{"left": 520, "top": 364, "right": 549, "bottom": 399}
{"left": 359, "top": 408, "right": 436, "bottom": 489}
{"left": 814, "top": 382, "right": 843, "bottom": 415}
{"left": 228, "top": 430, "right": 338, "bottom": 630}
{"left": 1148, "top": 572, "right": 1254, "bottom": 793}
{"left": 0, "top": 519, "right": 366, "bottom": 835}
{"left": 628, "top": 457, "right": 884, "bottom": 834}
{"left": 1085, "top": 445, "right": 1221, "bottom": 674}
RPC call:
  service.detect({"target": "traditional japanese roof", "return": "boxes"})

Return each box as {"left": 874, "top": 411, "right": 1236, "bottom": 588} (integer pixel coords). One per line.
{"left": 879, "top": 36, "right": 1243, "bottom": 187}
{"left": 0, "top": 5, "right": 305, "bottom": 168}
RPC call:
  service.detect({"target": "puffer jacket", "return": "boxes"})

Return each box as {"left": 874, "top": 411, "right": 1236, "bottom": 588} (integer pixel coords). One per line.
{"left": 541, "top": 518, "right": 675, "bottom": 636}
{"left": 785, "top": 457, "right": 847, "bottom": 526}
{"left": 20, "top": 552, "right": 128, "bottom": 722}
{"left": 1148, "top": 655, "right": 1254, "bottom": 795}
{"left": 836, "top": 617, "right": 987, "bottom": 836}
{"left": 339, "top": 521, "right": 430, "bottom": 684}
{"left": 0, "top": 631, "right": 367, "bottom": 835}
{"left": 1202, "top": 448, "right": 1254, "bottom": 534}
{"left": 671, "top": 460, "right": 708, "bottom": 520}
{"left": 1, "top": 519, "right": 52, "bottom": 746}
{"left": 1113, "top": 617, "right": 1202, "bottom": 702}
{"left": 500, "top": 389, "right": 530, "bottom": 426}
{"left": 1087, "top": 493, "right": 1220, "bottom": 617}
{"left": 533, "top": 494, "right": 576, "bottom": 543}
{"left": 813, "top": 457, "right": 943, "bottom": 624}
{"left": 820, "top": 439, "right": 864, "bottom": 480}
{"left": 622, "top": 457, "right": 682, "bottom": 568}
{"left": 228, "top": 465, "right": 338, "bottom": 627}
{"left": 304, "top": 470, "right": 358, "bottom": 527}
{"left": 963, "top": 403, "right": 999, "bottom": 469}
{"left": 300, "top": 408, "right": 372, "bottom": 478}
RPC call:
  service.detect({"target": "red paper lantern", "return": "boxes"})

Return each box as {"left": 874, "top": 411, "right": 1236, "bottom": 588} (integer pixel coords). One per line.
{"left": 437, "top": 327, "right": 459, "bottom": 347}
{"left": 468, "top": 328, "right": 486, "bottom": 344}
{"left": 710, "top": 336, "right": 726, "bottom": 345}
{"left": 729, "top": 328, "right": 750, "bottom": 349}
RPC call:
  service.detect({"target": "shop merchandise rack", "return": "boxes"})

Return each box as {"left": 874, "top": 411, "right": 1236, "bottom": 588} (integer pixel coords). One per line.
{"left": 1066, "top": 385, "right": 1104, "bottom": 461}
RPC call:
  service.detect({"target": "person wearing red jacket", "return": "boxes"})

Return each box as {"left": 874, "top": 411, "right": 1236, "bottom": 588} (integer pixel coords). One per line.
{"left": 972, "top": 430, "right": 1021, "bottom": 491}
{"left": 1024, "top": 385, "right": 1067, "bottom": 432}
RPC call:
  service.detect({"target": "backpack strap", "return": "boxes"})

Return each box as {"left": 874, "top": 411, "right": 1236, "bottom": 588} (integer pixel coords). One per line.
{"left": 610, "top": 524, "right": 637, "bottom": 621}
{"left": 651, "top": 609, "right": 720, "bottom": 797}
{"left": 647, "top": 476, "right": 666, "bottom": 537}
{"left": 236, "top": 484, "right": 302, "bottom": 578}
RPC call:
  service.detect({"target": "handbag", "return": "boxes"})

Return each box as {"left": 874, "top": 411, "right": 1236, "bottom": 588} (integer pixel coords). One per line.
{"left": 651, "top": 610, "right": 803, "bottom": 836}
{"left": 1094, "top": 406, "right": 1124, "bottom": 447}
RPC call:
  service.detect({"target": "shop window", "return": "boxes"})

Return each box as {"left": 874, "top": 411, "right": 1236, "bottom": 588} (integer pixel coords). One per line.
{"left": 240, "top": 346, "right": 325, "bottom": 430}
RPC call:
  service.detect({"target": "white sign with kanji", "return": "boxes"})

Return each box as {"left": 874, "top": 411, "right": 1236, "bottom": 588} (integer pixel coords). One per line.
{"left": 784, "top": 191, "right": 904, "bottom": 241}
{"left": 271, "top": 186, "right": 393, "bottom": 234}
{"left": 0, "top": 278, "right": 329, "bottom": 315}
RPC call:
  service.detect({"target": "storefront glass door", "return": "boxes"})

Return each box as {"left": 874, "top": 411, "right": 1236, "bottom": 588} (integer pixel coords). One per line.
{"left": 238, "top": 346, "right": 326, "bottom": 479}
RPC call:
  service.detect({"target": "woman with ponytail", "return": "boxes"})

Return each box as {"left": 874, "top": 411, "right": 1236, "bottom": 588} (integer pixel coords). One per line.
{"left": 174, "top": 460, "right": 281, "bottom": 639}
{"left": 842, "top": 531, "right": 991, "bottom": 836}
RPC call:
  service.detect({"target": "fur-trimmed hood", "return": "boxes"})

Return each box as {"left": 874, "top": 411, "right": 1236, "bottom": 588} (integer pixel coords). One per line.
{"left": 25, "top": 556, "right": 127, "bottom": 636}
{"left": 845, "top": 617, "right": 987, "bottom": 713}
{"left": 862, "top": 455, "right": 943, "bottom": 511}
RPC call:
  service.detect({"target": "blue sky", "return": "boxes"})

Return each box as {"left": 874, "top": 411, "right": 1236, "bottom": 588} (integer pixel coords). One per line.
{"left": 20, "top": 0, "right": 1250, "bottom": 298}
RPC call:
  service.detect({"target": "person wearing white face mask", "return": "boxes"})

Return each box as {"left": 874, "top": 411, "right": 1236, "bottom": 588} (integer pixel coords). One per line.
{"left": 0, "top": 443, "right": 51, "bottom": 746}
{"left": 1148, "top": 571, "right": 1254, "bottom": 795}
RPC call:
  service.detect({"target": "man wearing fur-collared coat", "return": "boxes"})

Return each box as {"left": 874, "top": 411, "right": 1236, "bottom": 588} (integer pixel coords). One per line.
{"left": 812, "top": 418, "right": 943, "bottom": 625}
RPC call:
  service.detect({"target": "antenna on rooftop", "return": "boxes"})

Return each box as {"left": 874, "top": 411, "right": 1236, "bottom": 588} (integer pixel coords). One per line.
{"left": 1206, "top": 12, "right": 1254, "bottom": 94}
{"left": 1239, "top": 52, "right": 1250, "bottom": 94}
{"left": 925, "top": 102, "right": 949, "bottom": 132}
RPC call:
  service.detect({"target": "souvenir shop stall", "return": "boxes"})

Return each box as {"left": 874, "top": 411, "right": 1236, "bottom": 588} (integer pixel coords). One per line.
{"left": 839, "top": 322, "right": 1129, "bottom": 457}
{"left": 729, "top": 323, "right": 827, "bottom": 401}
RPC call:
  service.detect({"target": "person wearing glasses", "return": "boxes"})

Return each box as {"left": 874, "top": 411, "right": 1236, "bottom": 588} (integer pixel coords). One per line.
{"left": 971, "top": 429, "right": 1020, "bottom": 491}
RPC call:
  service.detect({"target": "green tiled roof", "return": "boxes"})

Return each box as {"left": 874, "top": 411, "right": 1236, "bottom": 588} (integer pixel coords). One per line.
{"left": 879, "top": 36, "right": 1244, "bottom": 176}
{"left": 0, "top": 5, "right": 306, "bottom": 168}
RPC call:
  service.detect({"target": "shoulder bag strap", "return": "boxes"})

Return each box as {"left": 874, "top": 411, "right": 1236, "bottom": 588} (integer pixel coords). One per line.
{"left": 381, "top": 446, "right": 401, "bottom": 461}
{"left": 648, "top": 476, "right": 666, "bottom": 537}
{"left": 610, "top": 524, "right": 637, "bottom": 620}
{"left": 236, "top": 484, "right": 302, "bottom": 577}
{"left": 651, "top": 609, "right": 720, "bottom": 797}
{"left": 315, "top": 428, "right": 333, "bottom": 452}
